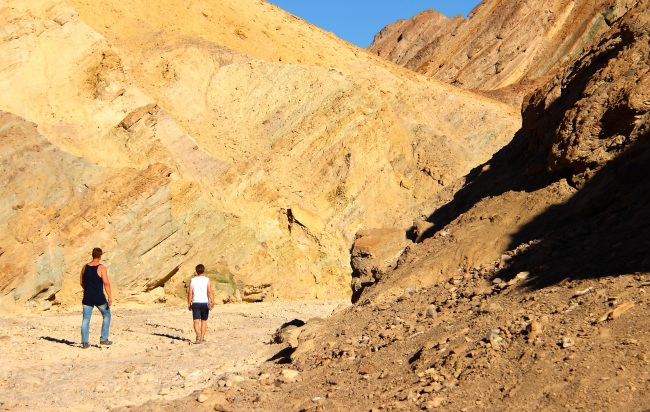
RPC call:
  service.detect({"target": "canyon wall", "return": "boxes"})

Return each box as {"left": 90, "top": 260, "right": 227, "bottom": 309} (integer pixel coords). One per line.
{"left": 0, "top": 0, "right": 520, "bottom": 313}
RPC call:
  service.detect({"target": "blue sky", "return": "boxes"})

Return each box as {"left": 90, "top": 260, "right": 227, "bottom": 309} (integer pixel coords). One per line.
{"left": 267, "top": 1, "right": 481, "bottom": 47}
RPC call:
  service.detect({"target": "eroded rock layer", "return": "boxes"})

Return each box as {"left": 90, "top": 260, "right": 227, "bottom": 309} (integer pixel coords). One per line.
{"left": 0, "top": 0, "right": 520, "bottom": 312}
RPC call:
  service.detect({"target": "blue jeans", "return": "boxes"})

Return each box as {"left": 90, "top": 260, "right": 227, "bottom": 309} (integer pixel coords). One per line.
{"left": 81, "top": 303, "right": 111, "bottom": 344}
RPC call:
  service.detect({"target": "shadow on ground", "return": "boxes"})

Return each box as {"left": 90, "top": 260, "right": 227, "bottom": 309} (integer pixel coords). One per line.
{"left": 267, "top": 347, "right": 295, "bottom": 364}
{"left": 152, "top": 332, "right": 191, "bottom": 342}
{"left": 421, "top": 122, "right": 649, "bottom": 288}
{"left": 40, "top": 336, "right": 80, "bottom": 347}
{"left": 497, "top": 133, "right": 650, "bottom": 287}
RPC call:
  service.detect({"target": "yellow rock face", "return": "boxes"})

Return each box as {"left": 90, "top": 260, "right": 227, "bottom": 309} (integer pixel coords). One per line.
{"left": 0, "top": 0, "right": 520, "bottom": 312}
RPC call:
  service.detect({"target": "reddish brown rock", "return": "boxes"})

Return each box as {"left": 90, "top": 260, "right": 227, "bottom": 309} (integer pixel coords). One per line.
{"left": 350, "top": 229, "right": 411, "bottom": 301}
{"left": 370, "top": 0, "right": 637, "bottom": 100}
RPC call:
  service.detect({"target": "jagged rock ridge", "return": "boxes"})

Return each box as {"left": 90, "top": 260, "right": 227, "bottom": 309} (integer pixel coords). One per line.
{"left": 369, "top": 0, "right": 638, "bottom": 98}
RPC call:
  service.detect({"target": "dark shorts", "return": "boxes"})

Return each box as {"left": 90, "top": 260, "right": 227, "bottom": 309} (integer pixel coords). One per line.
{"left": 191, "top": 303, "right": 209, "bottom": 320}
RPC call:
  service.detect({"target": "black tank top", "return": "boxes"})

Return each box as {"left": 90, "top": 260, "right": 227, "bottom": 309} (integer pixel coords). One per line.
{"left": 82, "top": 264, "right": 107, "bottom": 306}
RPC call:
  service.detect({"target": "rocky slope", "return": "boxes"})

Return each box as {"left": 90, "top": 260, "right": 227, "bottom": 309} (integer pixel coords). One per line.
{"left": 360, "top": 0, "right": 650, "bottom": 314}
{"left": 369, "top": 0, "right": 637, "bottom": 102}
{"left": 133, "top": 273, "right": 650, "bottom": 412}
{"left": 130, "top": 1, "right": 650, "bottom": 410}
{"left": 0, "top": 0, "right": 520, "bottom": 313}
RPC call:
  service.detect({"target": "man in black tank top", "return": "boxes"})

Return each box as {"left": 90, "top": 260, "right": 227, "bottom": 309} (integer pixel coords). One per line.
{"left": 80, "top": 247, "right": 113, "bottom": 348}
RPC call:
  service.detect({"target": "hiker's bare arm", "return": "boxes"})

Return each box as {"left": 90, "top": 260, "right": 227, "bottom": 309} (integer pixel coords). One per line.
{"left": 187, "top": 284, "right": 193, "bottom": 310}
{"left": 99, "top": 265, "right": 112, "bottom": 306}
{"left": 80, "top": 266, "right": 85, "bottom": 287}
{"left": 207, "top": 279, "right": 214, "bottom": 309}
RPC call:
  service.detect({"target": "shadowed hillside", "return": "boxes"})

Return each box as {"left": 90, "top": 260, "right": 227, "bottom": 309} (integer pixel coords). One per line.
{"left": 413, "top": 0, "right": 650, "bottom": 289}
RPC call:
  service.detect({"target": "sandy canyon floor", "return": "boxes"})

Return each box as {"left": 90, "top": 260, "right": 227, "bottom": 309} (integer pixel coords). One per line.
{"left": 0, "top": 300, "right": 347, "bottom": 411}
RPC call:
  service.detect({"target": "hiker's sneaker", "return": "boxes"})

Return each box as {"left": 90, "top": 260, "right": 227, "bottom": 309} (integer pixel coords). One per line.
{"left": 100, "top": 340, "right": 113, "bottom": 345}
{"left": 82, "top": 343, "right": 90, "bottom": 349}
{"left": 195, "top": 335, "right": 201, "bottom": 344}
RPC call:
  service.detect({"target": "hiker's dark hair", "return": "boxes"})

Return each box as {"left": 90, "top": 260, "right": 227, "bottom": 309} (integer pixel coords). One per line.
{"left": 196, "top": 264, "right": 205, "bottom": 274}
{"left": 92, "top": 248, "right": 103, "bottom": 259}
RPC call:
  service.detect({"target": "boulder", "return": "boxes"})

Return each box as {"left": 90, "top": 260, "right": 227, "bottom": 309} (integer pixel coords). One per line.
{"left": 350, "top": 228, "right": 411, "bottom": 302}
{"left": 271, "top": 319, "right": 306, "bottom": 348}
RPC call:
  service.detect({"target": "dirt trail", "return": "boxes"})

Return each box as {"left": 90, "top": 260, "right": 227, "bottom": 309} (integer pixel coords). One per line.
{"left": 0, "top": 300, "right": 347, "bottom": 411}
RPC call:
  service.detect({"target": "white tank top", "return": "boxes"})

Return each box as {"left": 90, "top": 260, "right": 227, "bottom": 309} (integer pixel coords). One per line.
{"left": 190, "top": 276, "right": 210, "bottom": 303}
